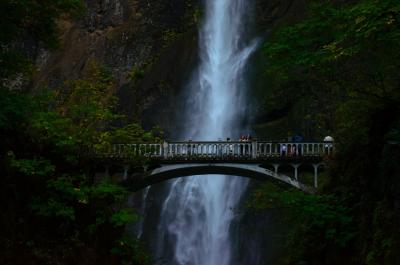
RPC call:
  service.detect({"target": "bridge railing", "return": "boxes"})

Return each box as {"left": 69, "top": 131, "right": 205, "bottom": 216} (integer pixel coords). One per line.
{"left": 103, "top": 141, "right": 334, "bottom": 160}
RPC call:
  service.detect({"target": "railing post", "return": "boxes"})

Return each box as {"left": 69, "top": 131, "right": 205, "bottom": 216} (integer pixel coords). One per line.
{"left": 252, "top": 140, "right": 258, "bottom": 159}
{"left": 163, "top": 141, "right": 169, "bottom": 159}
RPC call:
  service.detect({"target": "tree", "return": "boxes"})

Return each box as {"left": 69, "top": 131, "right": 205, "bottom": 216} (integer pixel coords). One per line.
{"left": 0, "top": 61, "right": 156, "bottom": 265}
{"left": 252, "top": 1, "right": 400, "bottom": 264}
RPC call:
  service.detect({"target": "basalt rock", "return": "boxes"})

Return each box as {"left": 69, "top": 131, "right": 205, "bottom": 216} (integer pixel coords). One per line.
{"left": 30, "top": 0, "right": 305, "bottom": 136}
{"left": 32, "top": 0, "right": 199, "bottom": 136}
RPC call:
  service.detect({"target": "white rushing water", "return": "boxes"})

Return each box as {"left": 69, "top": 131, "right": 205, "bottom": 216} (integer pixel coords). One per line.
{"left": 155, "top": 0, "right": 258, "bottom": 264}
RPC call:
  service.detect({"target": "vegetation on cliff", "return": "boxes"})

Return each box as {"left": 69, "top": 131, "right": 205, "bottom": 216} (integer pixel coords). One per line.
{"left": 0, "top": 0, "right": 83, "bottom": 81}
{"left": 0, "top": 1, "right": 160, "bottom": 264}
{"left": 250, "top": 0, "right": 400, "bottom": 264}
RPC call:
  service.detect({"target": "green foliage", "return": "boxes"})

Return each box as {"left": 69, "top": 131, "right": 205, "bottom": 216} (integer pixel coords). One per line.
{"left": 59, "top": 63, "right": 116, "bottom": 120}
{"left": 0, "top": 0, "right": 84, "bottom": 81}
{"left": 248, "top": 182, "right": 355, "bottom": 250}
{"left": 364, "top": 200, "right": 399, "bottom": 265}
{"left": 31, "top": 198, "right": 76, "bottom": 220}
{"left": 0, "top": 1, "right": 156, "bottom": 264}
{"left": 0, "top": 89, "right": 34, "bottom": 130}
{"left": 258, "top": 0, "right": 400, "bottom": 264}
{"left": 109, "top": 124, "right": 163, "bottom": 144}
{"left": 47, "top": 176, "right": 87, "bottom": 200}
{"left": 30, "top": 111, "right": 78, "bottom": 152}
{"left": 112, "top": 236, "right": 151, "bottom": 265}
{"left": 30, "top": 176, "right": 136, "bottom": 230}
{"left": 191, "top": 7, "right": 203, "bottom": 24}
{"left": 162, "top": 29, "right": 180, "bottom": 48}
{"left": 91, "top": 181, "right": 128, "bottom": 202}
{"left": 129, "top": 66, "right": 146, "bottom": 83}
{"left": 0, "top": 64, "right": 156, "bottom": 264}
{"left": 261, "top": 0, "right": 400, "bottom": 139}
{"left": 111, "top": 209, "right": 139, "bottom": 227}
{"left": 8, "top": 152, "right": 55, "bottom": 177}
{"left": 265, "top": 0, "right": 400, "bottom": 70}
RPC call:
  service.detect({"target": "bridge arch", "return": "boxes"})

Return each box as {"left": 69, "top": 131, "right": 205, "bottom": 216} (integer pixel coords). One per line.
{"left": 122, "top": 163, "right": 317, "bottom": 193}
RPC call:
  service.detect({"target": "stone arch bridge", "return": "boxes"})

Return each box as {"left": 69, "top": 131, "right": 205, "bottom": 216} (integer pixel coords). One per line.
{"left": 96, "top": 141, "right": 334, "bottom": 193}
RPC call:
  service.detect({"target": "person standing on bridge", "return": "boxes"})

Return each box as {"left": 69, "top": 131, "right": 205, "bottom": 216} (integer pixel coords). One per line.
{"left": 298, "top": 144, "right": 302, "bottom": 156}
{"left": 281, "top": 144, "right": 287, "bottom": 156}
{"left": 323, "top": 136, "right": 334, "bottom": 155}
{"left": 227, "top": 138, "right": 234, "bottom": 156}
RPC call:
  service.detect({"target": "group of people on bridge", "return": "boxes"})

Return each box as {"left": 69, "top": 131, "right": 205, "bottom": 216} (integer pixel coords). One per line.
{"left": 107, "top": 135, "right": 335, "bottom": 159}
{"left": 239, "top": 135, "right": 253, "bottom": 142}
{"left": 177, "top": 136, "right": 334, "bottom": 158}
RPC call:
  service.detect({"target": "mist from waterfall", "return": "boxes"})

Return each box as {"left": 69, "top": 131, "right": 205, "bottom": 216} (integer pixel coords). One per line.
{"left": 152, "top": 0, "right": 258, "bottom": 264}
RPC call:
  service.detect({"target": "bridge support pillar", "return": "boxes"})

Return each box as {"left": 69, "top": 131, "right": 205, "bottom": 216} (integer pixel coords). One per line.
{"left": 272, "top": 164, "right": 280, "bottom": 174}
{"left": 312, "top": 163, "right": 322, "bottom": 188}
{"left": 123, "top": 165, "right": 130, "bottom": 180}
{"left": 291, "top": 164, "right": 301, "bottom": 180}
{"left": 163, "top": 141, "right": 169, "bottom": 159}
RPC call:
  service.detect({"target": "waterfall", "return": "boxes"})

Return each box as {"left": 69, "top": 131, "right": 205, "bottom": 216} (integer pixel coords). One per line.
{"left": 185, "top": 0, "right": 259, "bottom": 140}
{"left": 148, "top": 0, "right": 258, "bottom": 264}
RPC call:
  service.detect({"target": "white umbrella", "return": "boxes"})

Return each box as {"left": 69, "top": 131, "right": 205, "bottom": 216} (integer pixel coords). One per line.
{"left": 324, "top": 136, "right": 334, "bottom": 142}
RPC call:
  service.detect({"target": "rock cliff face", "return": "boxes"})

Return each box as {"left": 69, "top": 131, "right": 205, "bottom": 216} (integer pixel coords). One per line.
{"left": 32, "top": 0, "right": 199, "bottom": 136}
{"left": 32, "top": 0, "right": 304, "bottom": 135}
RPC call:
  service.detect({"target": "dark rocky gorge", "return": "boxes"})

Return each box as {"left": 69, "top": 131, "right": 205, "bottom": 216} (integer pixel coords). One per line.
{"left": 4, "top": 0, "right": 399, "bottom": 264}
{"left": 28, "top": 1, "right": 306, "bottom": 264}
